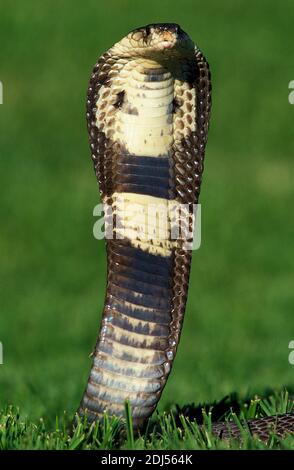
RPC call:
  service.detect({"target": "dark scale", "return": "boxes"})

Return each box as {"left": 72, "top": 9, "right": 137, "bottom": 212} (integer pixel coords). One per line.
{"left": 114, "top": 154, "right": 172, "bottom": 199}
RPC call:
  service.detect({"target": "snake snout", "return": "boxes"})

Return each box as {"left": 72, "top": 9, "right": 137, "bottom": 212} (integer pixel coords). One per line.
{"left": 158, "top": 31, "right": 177, "bottom": 50}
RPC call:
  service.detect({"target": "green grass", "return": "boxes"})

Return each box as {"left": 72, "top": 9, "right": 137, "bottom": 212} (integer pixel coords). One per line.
{"left": 1, "top": 391, "right": 293, "bottom": 449}
{"left": 0, "top": 0, "right": 294, "bottom": 450}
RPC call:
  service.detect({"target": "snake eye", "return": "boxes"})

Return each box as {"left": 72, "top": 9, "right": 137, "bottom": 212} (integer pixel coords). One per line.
{"left": 142, "top": 25, "right": 152, "bottom": 44}
{"left": 145, "top": 25, "right": 151, "bottom": 36}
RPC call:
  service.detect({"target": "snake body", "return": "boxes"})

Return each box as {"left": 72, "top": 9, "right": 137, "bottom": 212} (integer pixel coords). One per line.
{"left": 79, "top": 23, "right": 294, "bottom": 439}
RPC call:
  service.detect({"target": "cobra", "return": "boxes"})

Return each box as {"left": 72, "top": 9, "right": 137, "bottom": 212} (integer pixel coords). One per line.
{"left": 78, "top": 23, "right": 294, "bottom": 439}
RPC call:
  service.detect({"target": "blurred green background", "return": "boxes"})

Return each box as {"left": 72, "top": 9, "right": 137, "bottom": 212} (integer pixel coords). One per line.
{"left": 0, "top": 0, "right": 293, "bottom": 424}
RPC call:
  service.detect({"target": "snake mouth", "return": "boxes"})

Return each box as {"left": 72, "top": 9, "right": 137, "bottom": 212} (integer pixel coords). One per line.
{"left": 160, "top": 40, "right": 176, "bottom": 50}
{"left": 157, "top": 38, "right": 177, "bottom": 52}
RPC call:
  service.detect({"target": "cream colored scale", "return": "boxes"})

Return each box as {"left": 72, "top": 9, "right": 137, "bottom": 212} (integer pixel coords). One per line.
{"left": 114, "top": 59, "right": 174, "bottom": 156}
{"left": 95, "top": 59, "right": 193, "bottom": 257}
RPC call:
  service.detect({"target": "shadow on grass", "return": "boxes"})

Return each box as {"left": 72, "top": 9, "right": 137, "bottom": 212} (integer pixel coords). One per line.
{"left": 149, "top": 386, "right": 294, "bottom": 432}
{"left": 180, "top": 387, "right": 293, "bottom": 421}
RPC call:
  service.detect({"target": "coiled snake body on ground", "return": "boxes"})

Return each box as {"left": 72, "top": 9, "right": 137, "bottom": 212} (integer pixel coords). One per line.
{"left": 78, "top": 23, "right": 294, "bottom": 439}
